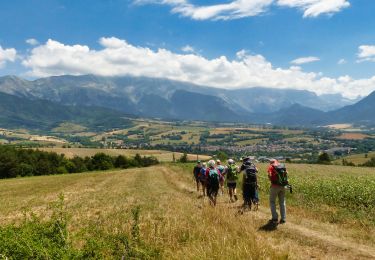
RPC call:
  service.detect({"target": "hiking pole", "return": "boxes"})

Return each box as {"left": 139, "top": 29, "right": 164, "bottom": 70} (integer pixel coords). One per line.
{"left": 288, "top": 184, "right": 293, "bottom": 194}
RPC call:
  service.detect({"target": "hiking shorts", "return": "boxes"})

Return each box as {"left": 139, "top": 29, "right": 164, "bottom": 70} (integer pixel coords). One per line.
{"left": 227, "top": 182, "right": 237, "bottom": 189}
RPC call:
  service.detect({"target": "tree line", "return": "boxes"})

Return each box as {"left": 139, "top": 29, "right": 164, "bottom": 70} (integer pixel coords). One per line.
{"left": 0, "top": 146, "right": 159, "bottom": 179}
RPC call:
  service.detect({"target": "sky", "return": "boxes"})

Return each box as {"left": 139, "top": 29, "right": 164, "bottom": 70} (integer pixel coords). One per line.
{"left": 1, "top": 0, "right": 375, "bottom": 99}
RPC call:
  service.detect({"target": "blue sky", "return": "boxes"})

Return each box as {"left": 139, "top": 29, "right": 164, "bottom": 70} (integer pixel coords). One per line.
{"left": 1, "top": 0, "right": 375, "bottom": 98}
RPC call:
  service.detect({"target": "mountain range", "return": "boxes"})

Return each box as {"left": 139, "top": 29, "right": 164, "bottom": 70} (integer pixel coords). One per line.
{"left": 0, "top": 74, "right": 374, "bottom": 128}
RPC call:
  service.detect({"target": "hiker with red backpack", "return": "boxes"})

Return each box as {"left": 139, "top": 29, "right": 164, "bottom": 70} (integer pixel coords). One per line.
{"left": 205, "top": 160, "right": 222, "bottom": 206}
{"left": 240, "top": 157, "right": 259, "bottom": 211}
{"left": 268, "top": 158, "right": 289, "bottom": 224}
{"left": 225, "top": 159, "right": 239, "bottom": 202}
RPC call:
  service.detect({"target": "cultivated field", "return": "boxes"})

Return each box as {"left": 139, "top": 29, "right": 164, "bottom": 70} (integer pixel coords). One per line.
{"left": 38, "top": 147, "right": 211, "bottom": 162}
{"left": 1, "top": 163, "right": 374, "bottom": 259}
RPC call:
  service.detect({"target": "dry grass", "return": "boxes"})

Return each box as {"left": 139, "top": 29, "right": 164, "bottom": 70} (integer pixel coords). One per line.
{"left": 0, "top": 167, "right": 286, "bottom": 259}
{"left": 1, "top": 164, "right": 375, "bottom": 259}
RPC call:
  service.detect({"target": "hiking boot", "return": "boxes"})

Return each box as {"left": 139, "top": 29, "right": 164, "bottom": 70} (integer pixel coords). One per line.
{"left": 269, "top": 219, "right": 278, "bottom": 224}
{"left": 234, "top": 195, "right": 238, "bottom": 201}
{"left": 279, "top": 219, "right": 286, "bottom": 224}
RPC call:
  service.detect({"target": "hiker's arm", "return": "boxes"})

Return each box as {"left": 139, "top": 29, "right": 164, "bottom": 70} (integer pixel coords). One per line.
{"left": 267, "top": 166, "right": 273, "bottom": 180}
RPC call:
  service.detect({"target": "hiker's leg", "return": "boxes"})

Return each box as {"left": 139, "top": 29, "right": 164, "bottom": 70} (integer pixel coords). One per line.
{"left": 278, "top": 187, "right": 286, "bottom": 221}
{"left": 233, "top": 184, "right": 238, "bottom": 201}
{"left": 254, "top": 188, "right": 259, "bottom": 203}
{"left": 269, "top": 186, "right": 278, "bottom": 221}
{"left": 213, "top": 189, "right": 218, "bottom": 206}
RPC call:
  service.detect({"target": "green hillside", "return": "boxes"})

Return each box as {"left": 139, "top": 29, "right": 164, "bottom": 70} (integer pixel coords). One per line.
{"left": 0, "top": 92, "right": 132, "bottom": 131}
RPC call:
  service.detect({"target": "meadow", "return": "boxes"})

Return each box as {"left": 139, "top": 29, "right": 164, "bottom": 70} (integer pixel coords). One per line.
{"left": 38, "top": 147, "right": 211, "bottom": 162}
{"left": 0, "top": 162, "right": 375, "bottom": 259}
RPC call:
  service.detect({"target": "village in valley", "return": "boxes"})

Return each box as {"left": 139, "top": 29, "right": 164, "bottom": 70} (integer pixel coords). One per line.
{"left": 1, "top": 119, "right": 374, "bottom": 164}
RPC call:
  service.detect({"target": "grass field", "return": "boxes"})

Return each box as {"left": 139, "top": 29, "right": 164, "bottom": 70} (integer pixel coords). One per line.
{"left": 37, "top": 147, "right": 211, "bottom": 162}
{"left": 1, "top": 163, "right": 375, "bottom": 259}
{"left": 335, "top": 151, "right": 375, "bottom": 165}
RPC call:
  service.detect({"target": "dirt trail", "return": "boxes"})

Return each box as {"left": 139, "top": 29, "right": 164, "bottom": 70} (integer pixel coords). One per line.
{"left": 161, "top": 166, "right": 375, "bottom": 259}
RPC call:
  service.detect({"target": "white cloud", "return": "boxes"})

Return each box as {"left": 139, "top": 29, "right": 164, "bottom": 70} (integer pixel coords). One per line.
{"left": 0, "top": 45, "right": 17, "bottom": 68}
{"left": 26, "top": 38, "right": 39, "bottom": 46}
{"left": 337, "top": 58, "right": 347, "bottom": 65}
{"left": 291, "top": 56, "right": 320, "bottom": 65}
{"left": 277, "top": 0, "right": 350, "bottom": 17}
{"left": 357, "top": 45, "right": 375, "bottom": 62}
{"left": 21, "top": 37, "right": 375, "bottom": 99}
{"left": 135, "top": 0, "right": 350, "bottom": 20}
{"left": 181, "top": 45, "right": 195, "bottom": 53}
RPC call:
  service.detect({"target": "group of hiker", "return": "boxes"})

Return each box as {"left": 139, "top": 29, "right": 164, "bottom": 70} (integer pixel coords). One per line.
{"left": 193, "top": 157, "right": 290, "bottom": 224}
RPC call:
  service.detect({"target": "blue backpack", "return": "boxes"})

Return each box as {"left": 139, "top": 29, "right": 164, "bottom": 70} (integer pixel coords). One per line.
{"left": 208, "top": 168, "right": 220, "bottom": 187}
{"left": 199, "top": 167, "right": 206, "bottom": 179}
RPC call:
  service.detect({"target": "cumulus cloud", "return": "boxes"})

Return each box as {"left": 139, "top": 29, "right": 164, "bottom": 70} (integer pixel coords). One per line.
{"left": 134, "top": 0, "right": 350, "bottom": 20}
{"left": 291, "top": 56, "right": 320, "bottom": 65}
{"left": 277, "top": 0, "right": 350, "bottom": 18}
{"left": 357, "top": 45, "right": 375, "bottom": 62}
{"left": 0, "top": 45, "right": 17, "bottom": 68}
{"left": 181, "top": 45, "right": 195, "bottom": 53}
{"left": 26, "top": 38, "right": 39, "bottom": 46}
{"left": 21, "top": 37, "right": 375, "bottom": 99}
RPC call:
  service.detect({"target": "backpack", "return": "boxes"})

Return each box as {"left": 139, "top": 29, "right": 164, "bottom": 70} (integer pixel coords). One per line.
{"left": 226, "top": 164, "right": 238, "bottom": 181}
{"left": 243, "top": 165, "right": 257, "bottom": 185}
{"left": 272, "top": 163, "right": 288, "bottom": 186}
{"left": 217, "top": 165, "right": 225, "bottom": 175}
{"left": 199, "top": 167, "right": 206, "bottom": 179}
{"left": 208, "top": 168, "right": 220, "bottom": 187}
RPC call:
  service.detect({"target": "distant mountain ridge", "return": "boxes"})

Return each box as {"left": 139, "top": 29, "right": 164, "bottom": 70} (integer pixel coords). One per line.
{"left": 0, "top": 74, "right": 373, "bottom": 127}
{"left": 0, "top": 92, "right": 132, "bottom": 130}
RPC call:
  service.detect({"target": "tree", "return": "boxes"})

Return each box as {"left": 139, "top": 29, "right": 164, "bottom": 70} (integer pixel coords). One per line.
{"left": 133, "top": 153, "right": 143, "bottom": 167}
{"left": 114, "top": 155, "right": 129, "bottom": 168}
{"left": 317, "top": 152, "right": 331, "bottom": 164}
{"left": 216, "top": 151, "right": 228, "bottom": 162}
{"left": 91, "top": 153, "right": 114, "bottom": 170}
{"left": 179, "top": 153, "right": 188, "bottom": 163}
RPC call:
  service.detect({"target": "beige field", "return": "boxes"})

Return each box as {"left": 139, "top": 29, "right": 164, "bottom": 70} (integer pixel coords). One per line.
{"left": 38, "top": 147, "right": 211, "bottom": 162}
{"left": 337, "top": 133, "right": 370, "bottom": 140}
{"left": 326, "top": 124, "right": 353, "bottom": 129}
{"left": 1, "top": 164, "right": 374, "bottom": 259}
